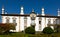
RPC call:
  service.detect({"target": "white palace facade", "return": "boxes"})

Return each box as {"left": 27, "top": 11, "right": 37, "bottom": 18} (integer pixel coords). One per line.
{"left": 1, "top": 6, "right": 60, "bottom": 32}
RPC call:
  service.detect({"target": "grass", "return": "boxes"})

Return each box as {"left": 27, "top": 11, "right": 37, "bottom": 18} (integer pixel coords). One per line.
{"left": 0, "top": 32, "right": 60, "bottom": 37}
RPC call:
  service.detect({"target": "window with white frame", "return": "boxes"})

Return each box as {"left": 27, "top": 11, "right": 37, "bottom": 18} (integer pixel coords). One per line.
{"left": 24, "top": 17, "right": 27, "bottom": 29}
{"left": 12, "top": 17, "right": 17, "bottom": 30}
{"left": 13, "top": 19, "right": 16, "bottom": 23}
{"left": 53, "top": 19, "right": 56, "bottom": 24}
{"left": 6, "top": 19, "right": 9, "bottom": 23}
{"left": 12, "top": 17, "right": 17, "bottom": 26}
{"left": 6, "top": 17, "right": 10, "bottom": 23}
{"left": 48, "top": 19, "right": 51, "bottom": 24}
{"left": 57, "top": 19, "right": 60, "bottom": 24}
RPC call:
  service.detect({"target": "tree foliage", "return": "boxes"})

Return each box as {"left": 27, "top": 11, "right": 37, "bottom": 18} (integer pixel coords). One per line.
{"left": 0, "top": 23, "right": 16, "bottom": 34}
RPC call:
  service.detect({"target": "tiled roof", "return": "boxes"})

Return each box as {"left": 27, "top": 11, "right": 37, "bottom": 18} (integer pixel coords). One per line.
{"left": 0, "top": 14, "right": 60, "bottom": 18}
{"left": 0, "top": 14, "right": 29, "bottom": 16}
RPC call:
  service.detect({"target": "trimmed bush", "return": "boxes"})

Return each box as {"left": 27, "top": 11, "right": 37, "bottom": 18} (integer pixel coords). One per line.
{"left": 25, "top": 27, "right": 35, "bottom": 34}
{"left": 42, "top": 27, "right": 54, "bottom": 34}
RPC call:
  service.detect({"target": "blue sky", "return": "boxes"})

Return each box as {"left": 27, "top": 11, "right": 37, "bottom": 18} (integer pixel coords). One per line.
{"left": 0, "top": 0, "right": 60, "bottom": 22}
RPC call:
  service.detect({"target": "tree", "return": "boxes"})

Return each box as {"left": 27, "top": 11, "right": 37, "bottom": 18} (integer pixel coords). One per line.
{"left": 42, "top": 27, "right": 54, "bottom": 34}
{"left": 0, "top": 23, "right": 16, "bottom": 34}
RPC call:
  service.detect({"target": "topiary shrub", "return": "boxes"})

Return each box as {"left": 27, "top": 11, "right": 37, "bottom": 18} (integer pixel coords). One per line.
{"left": 25, "top": 27, "right": 35, "bottom": 34}
{"left": 42, "top": 27, "right": 54, "bottom": 34}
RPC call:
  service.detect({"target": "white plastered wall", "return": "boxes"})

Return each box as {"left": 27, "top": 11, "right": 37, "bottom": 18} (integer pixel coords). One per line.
{"left": 15, "top": 16, "right": 20, "bottom": 32}
{"left": 35, "top": 17, "right": 39, "bottom": 31}
{"left": 41, "top": 17, "right": 46, "bottom": 31}
{"left": 27, "top": 17, "right": 31, "bottom": 27}
{"left": 20, "top": 16, "right": 24, "bottom": 31}
{"left": 46, "top": 18, "right": 49, "bottom": 27}
{"left": 2, "top": 16, "right": 6, "bottom": 23}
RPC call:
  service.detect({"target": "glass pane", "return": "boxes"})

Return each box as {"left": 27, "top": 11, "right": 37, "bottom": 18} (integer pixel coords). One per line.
{"left": 6, "top": 19, "right": 9, "bottom": 23}
{"left": 13, "top": 19, "right": 16, "bottom": 23}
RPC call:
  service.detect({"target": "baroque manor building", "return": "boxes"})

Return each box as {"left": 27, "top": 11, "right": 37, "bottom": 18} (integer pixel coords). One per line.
{"left": 1, "top": 6, "right": 60, "bottom": 32}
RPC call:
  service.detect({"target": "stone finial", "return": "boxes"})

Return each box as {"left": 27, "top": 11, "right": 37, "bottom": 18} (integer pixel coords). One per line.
{"left": 20, "top": 6, "right": 24, "bottom": 14}
{"left": 58, "top": 8, "right": 60, "bottom": 16}
{"left": 42, "top": 8, "right": 45, "bottom": 15}
{"left": 2, "top": 5, "right": 4, "bottom": 14}
{"left": 32, "top": 8, "right": 34, "bottom": 12}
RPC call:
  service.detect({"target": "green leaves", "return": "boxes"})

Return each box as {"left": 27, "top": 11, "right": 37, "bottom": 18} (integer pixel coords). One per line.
{"left": 25, "top": 27, "right": 35, "bottom": 34}
{"left": 43, "top": 27, "right": 54, "bottom": 34}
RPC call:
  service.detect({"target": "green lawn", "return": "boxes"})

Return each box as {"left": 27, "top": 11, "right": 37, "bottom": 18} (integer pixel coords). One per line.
{"left": 0, "top": 32, "right": 60, "bottom": 37}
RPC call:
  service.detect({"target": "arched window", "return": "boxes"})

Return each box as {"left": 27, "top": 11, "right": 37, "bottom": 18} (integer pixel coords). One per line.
{"left": 39, "top": 17, "right": 41, "bottom": 30}
{"left": 12, "top": 17, "right": 17, "bottom": 29}
{"left": 24, "top": 17, "right": 27, "bottom": 29}
{"left": 39, "top": 21, "right": 41, "bottom": 24}
{"left": 12, "top": 17, "right": 16, "bottom": 24}
{"left": 56, "top": 19, "right": 60, "bottom": 24}
{"left": 59, "top": 19, "right": 60, "bottom": 24}
{"left": 48, "top": 19, "right": 51, "bottom": 24}
{"left": 6, "top": 17, "right": 10, "bottom": 23}
{"left": 39, "top": 17, "right": 41, "bottom": 24}
{"left": 13, "top": 19, "right": 16, "bottom": 23}
{"left": 6, "top": 19, "right": 9, "bottom": 23}
{"left": 56, "top": 19, "right": 58, "bottom": 24}
{"left": 53, "top": 19, "right": 56, "bottom": 24}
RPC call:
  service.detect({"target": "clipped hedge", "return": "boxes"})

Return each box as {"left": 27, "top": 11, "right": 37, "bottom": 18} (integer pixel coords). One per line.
{"left": 42, "top": 27, "right": 54, "bottom": 34}
{"left": 25, "top": 27, "right": 35, "bottom": 34}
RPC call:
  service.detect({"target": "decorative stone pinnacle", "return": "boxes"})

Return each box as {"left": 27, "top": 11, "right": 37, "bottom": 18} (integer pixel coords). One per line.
{"left": 32, "top": 8, "right": 34, "bottom": 12}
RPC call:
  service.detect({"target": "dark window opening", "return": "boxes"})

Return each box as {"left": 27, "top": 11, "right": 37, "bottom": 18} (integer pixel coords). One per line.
{"left": 39, "top": 21, "right": 41, "bottom": 24}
